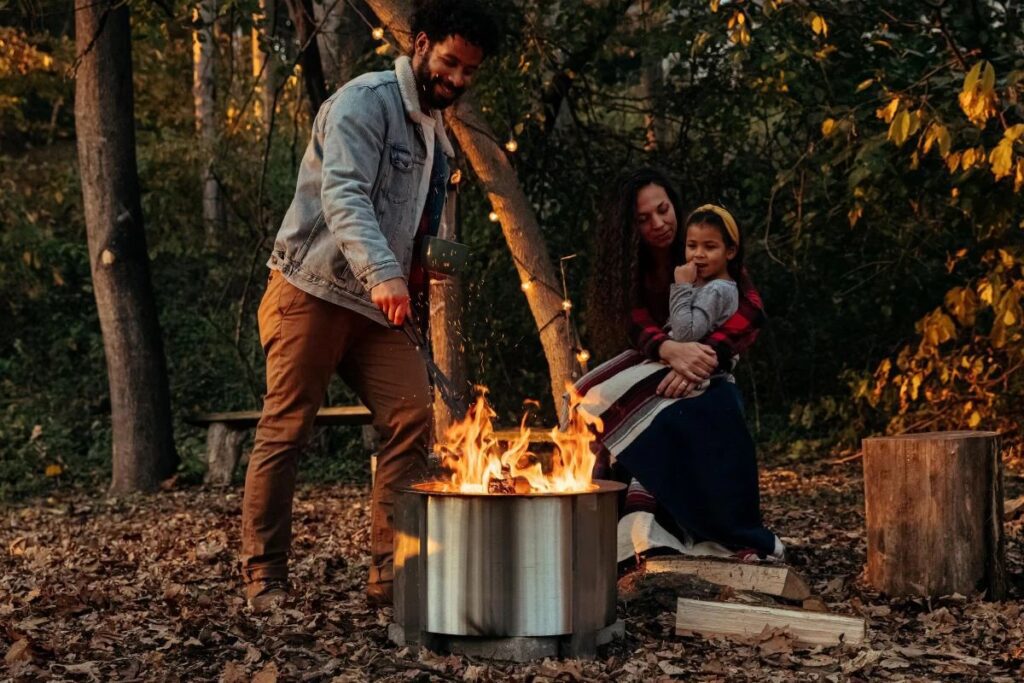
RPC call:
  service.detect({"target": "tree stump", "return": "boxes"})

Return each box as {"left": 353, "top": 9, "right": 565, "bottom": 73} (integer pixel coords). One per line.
{"left": 204, "top": 423, "right": 247, "bottom": 487}
{"left": 862, "top": 431, "right": 1005, "bottom": 599}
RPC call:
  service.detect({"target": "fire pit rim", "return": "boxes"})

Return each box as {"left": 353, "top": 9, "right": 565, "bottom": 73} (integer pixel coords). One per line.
{"left": 397, "top": 479, "right": 625, "bottom": 498}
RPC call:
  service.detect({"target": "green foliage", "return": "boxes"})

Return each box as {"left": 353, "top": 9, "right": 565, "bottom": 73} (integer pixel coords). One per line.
{"left": 3, "top": 0, "right": 1023, "bottom": 497}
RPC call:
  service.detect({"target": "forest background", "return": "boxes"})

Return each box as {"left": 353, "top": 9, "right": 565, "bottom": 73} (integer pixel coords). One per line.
{"left": 1, "top": 0, "right": 1022, "bottom": 499}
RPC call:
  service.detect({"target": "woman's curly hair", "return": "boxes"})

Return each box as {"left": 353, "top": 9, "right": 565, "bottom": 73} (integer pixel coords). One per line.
{"left": 411, "top": 0, "right": 502, "bottom": 56}
{"left": 584, "top": 168, "right": 685, "bottom": 362}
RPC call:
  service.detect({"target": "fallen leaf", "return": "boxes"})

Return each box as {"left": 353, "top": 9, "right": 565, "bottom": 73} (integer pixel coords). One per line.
{"left": 4, "top": 638, "right": 32, "bottom": 664}
{"left": 221, "top": 660, "right": 248, "bottom": 683}
{"left": 658, "top": 660, "right": 687, "bottom": 675}
{"left": 252, "top": 661, "right": 278, "bottom": 683}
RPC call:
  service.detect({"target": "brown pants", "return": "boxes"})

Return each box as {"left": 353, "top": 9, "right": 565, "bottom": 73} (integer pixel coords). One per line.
{"left": 240, "top": 270, "right": 430, "bottom": 588}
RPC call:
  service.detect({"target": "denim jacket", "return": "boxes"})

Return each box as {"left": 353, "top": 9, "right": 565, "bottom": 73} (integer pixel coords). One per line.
{"left": 267, "top": 56, "right": 454, "bottom": 325}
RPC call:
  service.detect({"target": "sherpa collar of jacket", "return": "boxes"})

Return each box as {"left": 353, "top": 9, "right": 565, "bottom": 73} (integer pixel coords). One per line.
{"left": 394, "top": 55, "right": 455, "bottom": 158}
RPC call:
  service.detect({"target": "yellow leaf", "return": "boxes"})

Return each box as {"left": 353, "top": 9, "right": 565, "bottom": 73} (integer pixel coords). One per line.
{"left": 856, "top": 78, "right": 874, "bottom": 92}
{"left": 45, "top": 464, "right": 62, "bottom": 477}
{"left": 848, "top": 204, "right": 863, "bottom": 227}
{"left": 1005, "top": 123, "right": 1024, "bottom": 142}
{"left": 821, "top": 118, "right": 836, "bottom": 136}
{"left": 962, "top": 147, "right": 977, "bottom": 169}
{"left": 907, "top": 110, "right": 922, "bottom": 136}
{"left": 811, "top": 13, "right": 829, "bottom": 37}
{"left": 990, "top": 139, "right": 1014, "bottom": 180}
{"left": 814, "top": 44, "right": 837, "bottom": 60}
{"left": 710, "top": 0, "right": 721, "bottom": 12}
{"left": 946, "top": 151, "right": 962, "bottom": 173}
{"left": 968, "top": 411, "right": 981, "bottom": 428}
{"left": 981, "top": 61, "right": 996, "bottom": 91}
{"left": 978, "top": 280, "right": 994, "bottom": 304}
{"left": 1005, "top": 307, "right": 1017, "bottom": 326}
{"left": 959, "top": 60, "right": 998, "bottom": 127}
{"left": 1015, "top": 159, "right": 1024, "bottom": 193}
{"left": 962, "top": 61, "right": 983, "bottom": 94}
{"left": 937, "top": 125, "right": 951, "bottom": 157}
{"left": 888, "top": 110, "right": 911, "bottom": 146}
{"left": 876, "top": 98, "right": 900, "bottom": 123}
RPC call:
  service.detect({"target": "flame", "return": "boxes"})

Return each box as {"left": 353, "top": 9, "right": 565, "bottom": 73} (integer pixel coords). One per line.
{"left": 433, "top": 384, "right": 603, "bottom": 494}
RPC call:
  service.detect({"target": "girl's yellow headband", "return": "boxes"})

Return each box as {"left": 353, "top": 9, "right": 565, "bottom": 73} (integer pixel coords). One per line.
{"left": 688, "top": 204, "right": 740, "bottom": 246}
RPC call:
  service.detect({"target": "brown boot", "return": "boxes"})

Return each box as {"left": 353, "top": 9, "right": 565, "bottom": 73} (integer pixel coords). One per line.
{"left": 246, "top": 579, "right": 290, "bottom": 614}
{"left": 366, "top": 581, "right": 393, "bottom": 608}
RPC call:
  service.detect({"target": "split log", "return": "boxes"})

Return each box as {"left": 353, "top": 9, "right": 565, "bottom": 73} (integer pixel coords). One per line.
{"left": 645, "top": 557, "right": 811, "bottom": 601}
{"left": 862, "top": 431, "right": 1005, "bottom": 599}
{"left": 675, "top": 598, "right": 866, "bottom": 646}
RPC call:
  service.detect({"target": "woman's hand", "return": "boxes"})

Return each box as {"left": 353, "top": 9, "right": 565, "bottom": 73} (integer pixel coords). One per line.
{"left": 658, "top": 340, "right": 717, "bottom": 382}
{"left": 657, "top": 369, "right": 697, "bottom": 398}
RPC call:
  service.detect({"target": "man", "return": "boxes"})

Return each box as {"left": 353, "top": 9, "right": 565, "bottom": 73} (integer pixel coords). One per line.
{"left": 240, "top": 0, "right": 500, "bottom": 611}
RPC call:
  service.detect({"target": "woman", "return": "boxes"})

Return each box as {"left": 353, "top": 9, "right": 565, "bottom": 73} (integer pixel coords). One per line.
{"left": 581, "top": 168, "right": 783, "bottom": 563}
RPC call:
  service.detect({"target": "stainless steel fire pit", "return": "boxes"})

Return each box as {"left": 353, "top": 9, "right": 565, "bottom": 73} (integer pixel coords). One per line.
{"left": 389, "top": 480, "right": 625, "bottom": 661}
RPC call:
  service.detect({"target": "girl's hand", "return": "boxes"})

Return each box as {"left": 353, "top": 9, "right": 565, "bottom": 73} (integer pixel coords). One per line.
{"left": 658, "top": 340, "right": 717, "bottom": 382}
{"left": 674, "top": 262, "right": 698, "bottom": 284}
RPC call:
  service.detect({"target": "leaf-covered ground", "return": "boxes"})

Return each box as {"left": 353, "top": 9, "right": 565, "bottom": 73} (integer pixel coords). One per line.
{"left": 3, "top": 459, "right": 1024, "bottom": 682}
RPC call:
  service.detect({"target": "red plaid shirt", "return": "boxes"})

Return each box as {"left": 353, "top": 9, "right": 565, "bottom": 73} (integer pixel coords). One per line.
{"left": 629, "top": 273, "right": 765, "bottom": 369}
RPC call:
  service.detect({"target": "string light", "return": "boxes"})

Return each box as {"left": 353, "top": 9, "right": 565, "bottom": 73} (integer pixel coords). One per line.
{"left": 488, "top": 211, "right": 500, "bottom": 222}
{"left": 505, "top": 138, "right": 518, "bottom": 153}
{"left": 449, "top": 169, "right": 462, "bottom": 185}
{"left": 562, "top": 299, "right": 573, "bottom": 311}
{"left": 576, "top": 349, "right": 590, "bottom": 363}
{"left": 371, "top": 26, "right": 385, "bottom": 40}
{"left": 521, "top": 279, "right": 533, "bottom": 292}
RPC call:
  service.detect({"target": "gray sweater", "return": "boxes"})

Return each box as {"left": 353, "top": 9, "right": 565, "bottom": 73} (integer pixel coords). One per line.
{"left": 668, "top": 279, "right": 739, "bottom": 342}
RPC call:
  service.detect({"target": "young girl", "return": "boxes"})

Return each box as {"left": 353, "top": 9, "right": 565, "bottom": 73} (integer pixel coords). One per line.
{"left": 667, "top": 204, "right": 744, "bottom": 348}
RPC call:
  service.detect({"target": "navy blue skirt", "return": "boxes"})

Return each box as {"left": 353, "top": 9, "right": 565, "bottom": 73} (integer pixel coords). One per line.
{"left": 614, "top": 379, "right": 777, "bottom": 556}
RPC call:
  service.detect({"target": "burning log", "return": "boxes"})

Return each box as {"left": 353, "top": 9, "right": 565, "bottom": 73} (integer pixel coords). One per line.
{"left": 433, "top": 385, "right": 602, "bottom": 495}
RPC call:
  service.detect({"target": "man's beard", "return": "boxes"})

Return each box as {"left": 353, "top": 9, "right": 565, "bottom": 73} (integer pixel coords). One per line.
{"left": 414, "top": 59, "right": 465, "bottom": 110}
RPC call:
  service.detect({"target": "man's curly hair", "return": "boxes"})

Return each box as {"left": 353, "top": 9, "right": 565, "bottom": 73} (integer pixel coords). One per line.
{"left": 411, "top": 0, "right": 502, "bottom": 56}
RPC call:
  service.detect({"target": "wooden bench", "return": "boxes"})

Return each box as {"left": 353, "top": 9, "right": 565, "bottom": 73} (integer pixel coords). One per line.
{"left": 188, "top": 405, "right": 556, "bottom": 486}
{"left": 187, "top": 406, "right": 374, "bottom": 486}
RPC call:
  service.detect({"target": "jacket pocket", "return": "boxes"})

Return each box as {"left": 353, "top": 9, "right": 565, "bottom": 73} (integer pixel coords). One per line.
{"left": 383, "top": 143, "right": 414, "bottom": 205}
{"left": 294, "top": 213, "right": 325, "bottom": 261}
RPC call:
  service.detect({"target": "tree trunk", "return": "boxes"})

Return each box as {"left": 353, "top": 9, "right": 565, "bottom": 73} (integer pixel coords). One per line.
{"left": 430, "top": 185, "right": 469, "bottom": 440}
{"left": 365, "top": 0, "right": 578, "bottom": 413}
{"left": 862, "top": 431, "right": 1006, "bottom": 598}
{"left": 74, "top": 0, "right": 178, "bottom": 493}
{"left": 313, "top": 0, "right": 345, "bottom": 91}
{"left": 284, "top": 0, "right": 328, "bottom": 117}
{"left": 252, "top": 0, "right": 277, "bottom": 129}
{"left": 192, "top": 0, "right": 225, "bottom": 238}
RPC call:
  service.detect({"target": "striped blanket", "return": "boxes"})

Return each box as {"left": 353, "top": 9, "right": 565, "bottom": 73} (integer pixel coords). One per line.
{"left": 574, "top": 349, "right": 716, "bottom": 464}
{"left": 575, "top": 279, "right": 765, "bottom": 469}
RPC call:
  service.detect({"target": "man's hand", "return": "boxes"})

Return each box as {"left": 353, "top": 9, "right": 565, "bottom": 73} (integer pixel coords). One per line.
{"left": 370, "top": 277, "right": 411, "bottom": 326}
{"left": 658, "top": 340, "right": 717, "bottom": 382}
{"left": 674, "top": 261, "right": 698, "bottom": 285}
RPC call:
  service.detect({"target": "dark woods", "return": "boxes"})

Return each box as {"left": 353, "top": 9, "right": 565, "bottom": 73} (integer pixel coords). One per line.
{"left": 1, "top": 0, "right": 1022, "bottom": 497}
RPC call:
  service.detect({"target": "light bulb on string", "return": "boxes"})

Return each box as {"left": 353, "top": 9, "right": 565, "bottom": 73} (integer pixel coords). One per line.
{"left": 449, "top": 169, "right": 462, "bottom": 185}
{"left": 505, "top": 138, "right": 518, "bottom": 153}
{"left": 488, "top": 211, "right": 500, "bottom": 222}
{"left": 576, "top": 349, "right": 591, "bottom": 364}
{"left": 372, "top": 27, "right": 385, "bottom": 40}
{"left": 520, "top": 279, "right": 533, "bottom": 292}
{"left": 562, "top": 299, "right": 573, "bottom": 311}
